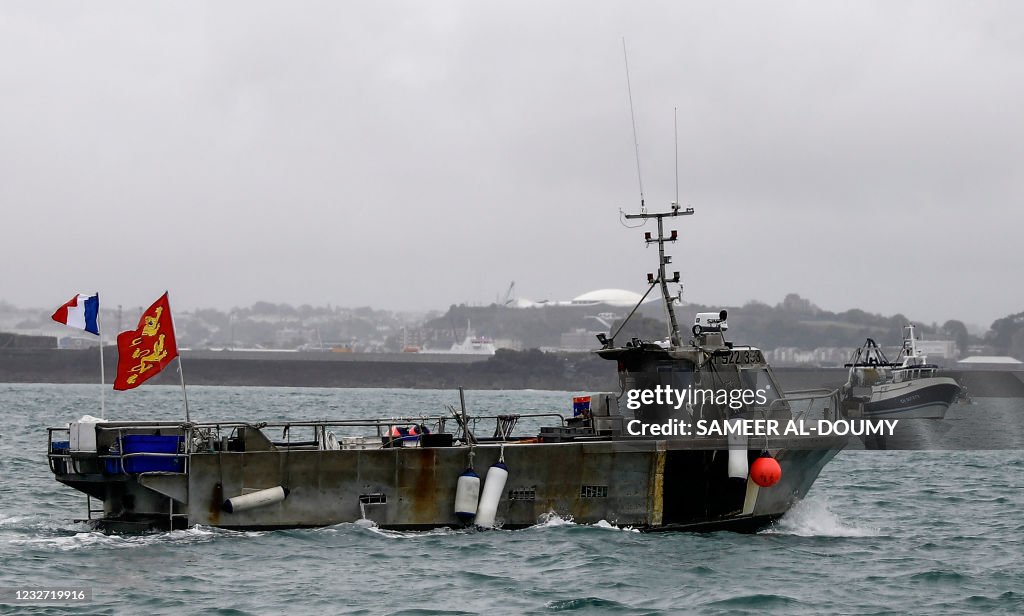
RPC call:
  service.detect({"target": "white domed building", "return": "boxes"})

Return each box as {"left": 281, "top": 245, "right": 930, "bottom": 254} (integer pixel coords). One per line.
{"left": 569, "top": 289, "right": 651, "bottom": 307}
{"left": 508, "top": 288, "right": 654, "bottom": 309}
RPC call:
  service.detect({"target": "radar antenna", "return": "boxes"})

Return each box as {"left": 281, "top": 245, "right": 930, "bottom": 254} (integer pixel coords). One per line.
{"left": 623, "top": 205, "right": 694, "bottom": 347}
{"left": 622, "top": 38, "right": 645, "bottom": 213}
{"left": 674, "top": 106, "right": 679, "bottom": 208}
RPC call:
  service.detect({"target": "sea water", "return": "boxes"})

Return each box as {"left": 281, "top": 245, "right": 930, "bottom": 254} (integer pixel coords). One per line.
{"left": 0, "top": 384, "right": 1021, "bottom": 615}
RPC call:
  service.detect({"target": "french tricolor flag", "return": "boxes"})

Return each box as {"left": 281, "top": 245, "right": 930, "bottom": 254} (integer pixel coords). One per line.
{"left": 52, "top": 293, "right": 100, "bottom": 335}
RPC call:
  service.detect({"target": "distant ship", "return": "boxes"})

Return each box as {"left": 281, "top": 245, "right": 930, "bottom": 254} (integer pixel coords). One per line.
{"left": 842, "top": 324, "right": 961, "bottom": 419}
{"left": 423, "top": 321, "right": 496, "bottom": 355}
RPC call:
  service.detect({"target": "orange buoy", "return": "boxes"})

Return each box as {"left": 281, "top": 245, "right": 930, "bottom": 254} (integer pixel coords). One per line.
{"left": 750, "top": 456, "right": 782, "bottom": 487}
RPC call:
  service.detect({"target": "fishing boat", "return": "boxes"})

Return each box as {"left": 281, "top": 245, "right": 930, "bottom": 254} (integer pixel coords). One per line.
{"left": 46, "top": 204, "right": 848, "bottom": 533}
{"left": 841, "top": 324, "right": 962, "bottom": 419}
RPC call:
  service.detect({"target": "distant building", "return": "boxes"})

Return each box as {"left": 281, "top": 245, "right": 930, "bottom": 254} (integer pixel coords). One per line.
{"left": 560, "top": 328, "right": 602, "bottom": 351}
{"left": 512, "top": 288, "right": 652, "bottom": 309}
{"left": 0, "top": 332, "right": 57, "bottom": 349}
{"left": 57, "top": 336, "right": 98, "bottom": 350}
{"left": 569, "top": 289, "right": 649, "bottom": 307}
{"left": 766, "top": 346, "right": 848, "bottom": 367}
{"left": 956, "top": 356, "right": 1024, "bottom": 370}
{"left": 493, "top": 338, "right": 522, "bottom": 351}
{"left": 915, "top": 339, "right": 959, "bottom": 361}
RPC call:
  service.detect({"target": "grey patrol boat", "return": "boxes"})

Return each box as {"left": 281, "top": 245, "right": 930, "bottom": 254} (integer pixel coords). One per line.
{"left": 47, "top": 204, "right": 847, "bottom": 533}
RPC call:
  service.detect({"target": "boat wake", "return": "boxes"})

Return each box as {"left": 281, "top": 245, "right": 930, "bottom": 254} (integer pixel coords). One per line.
{"left": 365, "top": 526, "right": 467, "bottom": 540}
{"left": 763, "top": 498, "right": 880, "bottom": 538}
{"left": 9, "top": 524, "right": 265, "bottom": 551}
{"left": 320, "top": 512, "right": 641, "bottom": 539}
{"left": 530, "top": 512, "right": 640, "bottom": 533}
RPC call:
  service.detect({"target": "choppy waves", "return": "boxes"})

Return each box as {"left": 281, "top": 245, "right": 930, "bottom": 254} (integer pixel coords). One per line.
{"left": 2, "top": 385, "right": 1022, "bottom": 615}
{"left": 764, "top": 497, "right": 881, "bottom": 538}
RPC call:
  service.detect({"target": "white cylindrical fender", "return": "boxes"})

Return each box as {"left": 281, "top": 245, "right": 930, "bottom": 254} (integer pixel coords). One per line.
{"left": 222, "top": 486, "right": 289, "bottom": 514}
{"left": 454, "top": 468, "right": 481, "bottom": 523}
{"left": 726, "top": 418, "right": 748, "bottom": 479}
{"left": 474, "top": 462, "right": 508, "bottom": 529}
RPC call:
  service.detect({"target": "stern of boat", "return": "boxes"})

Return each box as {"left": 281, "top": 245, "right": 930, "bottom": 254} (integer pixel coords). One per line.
{"left": 48, "top": 421, "right": 191, "bottom": 531}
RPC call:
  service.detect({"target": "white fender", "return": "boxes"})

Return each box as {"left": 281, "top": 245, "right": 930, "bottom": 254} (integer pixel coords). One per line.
{"left": 474, "top": 462, "right": 508, "bottom": 528}
{"left": 727, "top": 418, "right": 748, "bottom": 479}
{"left": 454, "top": 468, "right": 481, "bottom": 522}
{"left": 222, "top": 486, "right": 289, "bottom": 513}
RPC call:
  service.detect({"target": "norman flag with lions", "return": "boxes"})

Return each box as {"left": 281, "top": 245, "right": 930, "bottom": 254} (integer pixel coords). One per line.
{"left": 113, "top": 292, "right": 179, "bottom": 391}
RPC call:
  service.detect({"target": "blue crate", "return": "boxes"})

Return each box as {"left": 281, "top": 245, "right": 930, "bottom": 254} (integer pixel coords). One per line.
{"left": 121, "top": 435, "right": 184, "bottom": 473}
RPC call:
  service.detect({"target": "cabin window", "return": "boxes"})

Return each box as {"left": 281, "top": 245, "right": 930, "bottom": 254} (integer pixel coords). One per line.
{"left": 624, "top": 361, "right": 699, "bottom": 422}
{"left": 739, "top": 368, "right": 782, "bottom": 407}
{"left": 654, "top": 362, "right": 696, "bottom": 390}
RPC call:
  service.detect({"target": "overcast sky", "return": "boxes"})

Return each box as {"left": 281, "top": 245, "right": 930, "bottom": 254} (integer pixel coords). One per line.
{"left": 2, "top": 1, "right": 1021, "bottom": 330}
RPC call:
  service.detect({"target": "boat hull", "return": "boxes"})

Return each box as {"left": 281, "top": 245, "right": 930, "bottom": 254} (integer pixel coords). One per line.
{"left": 55, "top": 436, "right": 843, "bottom": 533}
{"left": 861, "top": 378, "right": 961, "bottom": 419}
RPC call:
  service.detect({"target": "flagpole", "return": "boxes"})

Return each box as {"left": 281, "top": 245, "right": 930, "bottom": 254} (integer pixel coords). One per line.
{"left": 97, "top": 291, "right": 106, "bottom": 418}
{"left": 178, "top": 356, "right": 190, "bottom": 423}
{"left": 99, "top": 331, "right": 106, "bottom": 417}
{"left": 165, "top": 291, "right": 190, "bottom": 423}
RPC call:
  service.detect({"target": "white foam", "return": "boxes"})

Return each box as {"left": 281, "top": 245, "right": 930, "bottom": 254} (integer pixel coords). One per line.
{"left": 526, "top": 513, "right": 639, "bottom": 532}
{"left": 10, "top": 525, "right": 263, "bottom": 551}
{"left": 0, "top": 515, "right": 31, "bottom": 527}
{"left": 535, "top": 511, "right": 576, "bottom": 527}
{"left": 592, "top": 519, "right": 640, "bottom": 533}
{"left": 765, "top": 498, "right": 880, "bottom": 537}
{"left": 365, "top": 525, "right": 462, "bottom": 539}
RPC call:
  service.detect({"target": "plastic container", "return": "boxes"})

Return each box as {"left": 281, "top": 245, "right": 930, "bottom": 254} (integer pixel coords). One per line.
{"left": 50, "top": 441, "right": 70, "bottom": 474}
{"left": 121, "top": 435, "right": 185, "bottom": 473}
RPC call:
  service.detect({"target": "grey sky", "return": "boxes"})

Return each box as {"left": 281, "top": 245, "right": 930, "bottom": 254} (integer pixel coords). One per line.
{"left": 2, "top": 1, "right": 1022, "bottom": 329}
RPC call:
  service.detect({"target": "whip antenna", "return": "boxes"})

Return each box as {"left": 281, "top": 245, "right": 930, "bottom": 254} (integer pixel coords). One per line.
{"left": 674, "top": 106, "right": 679, "bottom": 207}
{"left": 622, "top": 38, "right": 645, "bottom": 213}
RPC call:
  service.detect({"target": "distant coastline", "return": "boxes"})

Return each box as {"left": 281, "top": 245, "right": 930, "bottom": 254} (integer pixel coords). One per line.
{"left": 2, "top": 348, "right": 1022, "bottom": 396}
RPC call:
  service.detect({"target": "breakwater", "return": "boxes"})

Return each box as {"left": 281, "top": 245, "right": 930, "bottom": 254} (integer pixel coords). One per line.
{"left": 2, "top": 348, "right": 1022, "bottom": 395}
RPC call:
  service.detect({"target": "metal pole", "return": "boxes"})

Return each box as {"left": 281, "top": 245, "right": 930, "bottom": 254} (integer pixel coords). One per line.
{"left": 623, "top": 208, "right": 693, "bottom": 348}
{"left": 458, "top": 386, "right": 475, "bottom": 444}
{"left": 99, "top": 332, "right": 106, "bottom": 418}
{"left": 656, "top": 215, "right": 681, "bottom": 346}
{"left": 608, "top": 282, "right": 658, "bottom": 344}
{"left": 97, "top": 290, "right": 106, "bottom": 418}
{"left": 178, "top": 356, "right": 190, "bottom": 423}
{"left": 165, "top": 292, "right": 190, "bottom": 423}
{"left": 459, "top": 386, "right": 467, "bottom": 429}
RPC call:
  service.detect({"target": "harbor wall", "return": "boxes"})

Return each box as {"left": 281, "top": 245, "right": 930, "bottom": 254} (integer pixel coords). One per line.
{"left": 1, "top": 348, "right": 1022, "bottom": 396}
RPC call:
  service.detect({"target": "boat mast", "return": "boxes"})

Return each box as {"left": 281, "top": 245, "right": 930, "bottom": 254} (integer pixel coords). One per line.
{"left": 905, "top": 323, "right": 918, "bottom": 357}
{"left": 623, "top": 204, "right": 693, "bottom": 347}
